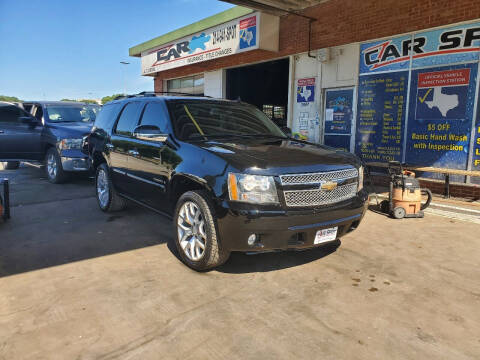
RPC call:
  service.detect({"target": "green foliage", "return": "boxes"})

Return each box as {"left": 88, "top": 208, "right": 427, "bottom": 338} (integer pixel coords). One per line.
{"left": 61, "top": 98, "right": 99, "bottom": 104}
{"left": 101, "top": 94, "right": 123, "bottom": 104}
{"left": 0, "top": 95, "right": 21, "bottom": 102}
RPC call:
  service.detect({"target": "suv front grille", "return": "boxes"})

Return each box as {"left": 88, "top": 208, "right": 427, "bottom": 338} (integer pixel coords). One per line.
{"left": 280, "top": 169, "right": 358, "bottom": 207}
{"left": 280, "top": 168, "right": 358, "bottom": 185}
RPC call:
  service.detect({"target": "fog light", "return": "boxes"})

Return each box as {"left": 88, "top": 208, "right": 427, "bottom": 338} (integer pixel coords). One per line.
{"left": 247, "top": 234, "right": 257, "bottom": 246}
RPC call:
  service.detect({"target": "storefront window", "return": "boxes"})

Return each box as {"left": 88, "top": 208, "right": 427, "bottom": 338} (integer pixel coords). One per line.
{"left": 167, "top": 75, "right": 204, "bottom": 95}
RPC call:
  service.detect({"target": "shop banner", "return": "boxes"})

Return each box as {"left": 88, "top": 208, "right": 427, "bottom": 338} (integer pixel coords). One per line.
{"left": 360, "top": 22, "right": 480, "bottom": 74}
{"left": 141, "top": 13, "right": 259, "bottom": 75}
{"left": 355, "top": 71, "right": 408, "bottom": 162}
{"left": 405, "top": 63, "right": 477, "bottom": 169}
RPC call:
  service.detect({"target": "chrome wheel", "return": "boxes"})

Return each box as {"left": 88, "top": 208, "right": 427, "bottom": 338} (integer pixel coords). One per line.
{"left": 97, "top": 168, "right": 109, "bottom": 208}
{"left": 47, "top": 153, "right": 57, "bottom": 179}
{"left": 177, "top": 201, "right": 206, "bottom": 261}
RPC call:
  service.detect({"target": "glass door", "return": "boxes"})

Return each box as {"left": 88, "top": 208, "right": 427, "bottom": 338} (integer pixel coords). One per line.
{"left": 323, "top": 87, "right": 356, "bottom": 152}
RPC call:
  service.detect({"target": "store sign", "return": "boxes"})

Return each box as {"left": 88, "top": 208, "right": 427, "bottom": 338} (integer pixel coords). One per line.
{"left": 360, "top": 22, "right": 480, "bottom": 74}
{"left": 356, "top": 21, "right": 480, "bottom": 177}
{"left": 141, "top": 14, "right": 260, "bottom": 75}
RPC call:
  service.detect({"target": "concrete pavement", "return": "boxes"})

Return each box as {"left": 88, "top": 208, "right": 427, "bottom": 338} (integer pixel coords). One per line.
{"left": 1, "top": 165, "right": 479, "bottom": 359}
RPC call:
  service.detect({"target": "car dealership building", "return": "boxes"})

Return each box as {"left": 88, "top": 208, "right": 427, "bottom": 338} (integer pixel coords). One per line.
{"left": 129, "top": 0, "right": 480, "bottom": 194}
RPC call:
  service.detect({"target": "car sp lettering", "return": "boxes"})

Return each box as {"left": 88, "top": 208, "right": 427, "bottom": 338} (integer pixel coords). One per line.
{"left": 363, "top": 26, "right": 480, "bottom": 70}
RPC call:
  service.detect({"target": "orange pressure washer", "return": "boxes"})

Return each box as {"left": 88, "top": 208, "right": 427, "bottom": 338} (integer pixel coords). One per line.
{"left": 380, "top": 161, "right": 432, "bottom": 219}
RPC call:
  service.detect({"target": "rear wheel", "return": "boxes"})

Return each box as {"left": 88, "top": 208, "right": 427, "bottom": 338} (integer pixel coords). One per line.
{"left": 4, "top": 161, "right": 20, "bottom": 170}
{"left": 95, "top": 163, "right": 126, "bottom": 212}
{"left": 174, "top": 191, "right": 229, "bottom": 271}
{"left": 45, "top": 148, "right": 68, "bottom": 183}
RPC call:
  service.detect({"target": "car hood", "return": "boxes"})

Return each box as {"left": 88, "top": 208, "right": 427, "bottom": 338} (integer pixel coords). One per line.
{"left": 199, "top": 138, "right": 361, "bottom": 175}
{"left": 47, "top": 122, "right": 93, "bottom": 138}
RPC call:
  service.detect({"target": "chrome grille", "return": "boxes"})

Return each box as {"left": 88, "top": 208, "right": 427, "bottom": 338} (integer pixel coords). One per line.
{"left": 284, "top": 183, "right": 358, "bottom": 207}
{"left": 280, "top": 168, "right": 358, "bottom": 185}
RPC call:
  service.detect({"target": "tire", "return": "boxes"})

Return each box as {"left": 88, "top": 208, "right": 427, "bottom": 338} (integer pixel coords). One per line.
{"left": 45, "top": 148, "right": 68, "bottom": 183}
{"left": 174, "top": 190, "right": 230, "bottom": 271}
{"left": 393, "top": 206, "right": 406, "bottom": 219}
{"left": 95, "top": 163, "right": 126, "bottom": 212}
{"left": 5, "top": 161, "right": 20, "bottom": 170}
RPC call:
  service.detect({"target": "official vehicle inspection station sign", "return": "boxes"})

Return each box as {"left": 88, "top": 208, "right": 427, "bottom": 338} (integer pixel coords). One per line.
{"left": 140, "top": 12, "right": 279, "bottom": 75}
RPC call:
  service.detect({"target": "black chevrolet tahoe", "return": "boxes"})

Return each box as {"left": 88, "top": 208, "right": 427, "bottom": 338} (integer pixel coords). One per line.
{"left": 86, "top": 93, "right": 368, "bottom": 270}
{"left": 0, "top": 101, "right": 100, "bottom": 183}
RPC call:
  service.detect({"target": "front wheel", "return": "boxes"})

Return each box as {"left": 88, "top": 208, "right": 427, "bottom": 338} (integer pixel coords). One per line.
{"left": 95, "top": 163, "right": 126, "bottom": 212}
{"left": 45, "top": 148, "right": 68, "bottom": 183}
{"left": 174, "top": 191, "right": 229, "bottom": 271}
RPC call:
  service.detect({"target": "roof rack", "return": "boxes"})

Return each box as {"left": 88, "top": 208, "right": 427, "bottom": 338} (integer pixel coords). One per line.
{"left": 113, "top": 91, "right": 212, "bottom": 101}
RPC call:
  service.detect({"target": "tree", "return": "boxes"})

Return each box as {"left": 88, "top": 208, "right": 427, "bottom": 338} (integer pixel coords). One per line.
{"left": 101, "top": 94, "right": 123, "bottom": 104}
{"left": 0, "top": 95, "right": 21, "bottom": 102}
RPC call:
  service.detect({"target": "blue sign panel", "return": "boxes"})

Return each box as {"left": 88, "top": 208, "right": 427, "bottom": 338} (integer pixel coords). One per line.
{"left": 405, "top": 63, "right": 478, "bottom": 170}
{"left": 325, "top": 89, "right": 354, "bottom": 135}
{"left": 355, "top": 71, "right": 408, "bottom": 162}
{"left": 412, "top": 23, "right": 480, "bottom": 69}
{"left": 324, "top": 135, "right": 350, "bottom": 152}
{"left": 360, "top": 22, "right": 480, "bottom": 75}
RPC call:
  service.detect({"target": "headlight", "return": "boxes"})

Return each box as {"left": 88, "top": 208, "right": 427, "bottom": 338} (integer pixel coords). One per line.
{"left": 228, "top": 173, "right": 279, "bottom": 204}
{"left": 358, "top": 166, "right": 364, "bottom": 191}
{"left": 59, "top": 138, "right": 83, "bottom": 150}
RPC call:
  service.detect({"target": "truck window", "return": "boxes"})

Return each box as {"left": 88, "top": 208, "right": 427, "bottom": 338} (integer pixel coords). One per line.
{"left": 0, "top": 104, "right": 28, "bottom": 123}
{"left": 94, "top": 103, "right": 122, "bottom": 131}
{"left": 139, "top": 102, "right": 167, "bottom": 132}
{"left": 114, "top": 102, "right": 142, "bottom": 136}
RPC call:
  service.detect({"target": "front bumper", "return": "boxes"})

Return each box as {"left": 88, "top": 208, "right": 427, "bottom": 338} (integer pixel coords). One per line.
{"left": 216, "top": 191, "right": 368, "bottom": 252}
{"left": 59, "top": 150, "right": 89, "bottom": 171}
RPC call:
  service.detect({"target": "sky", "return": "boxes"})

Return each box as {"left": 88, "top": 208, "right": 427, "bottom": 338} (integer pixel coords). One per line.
{"left": 0, "top": 0, "right": 234, "bottom": 101}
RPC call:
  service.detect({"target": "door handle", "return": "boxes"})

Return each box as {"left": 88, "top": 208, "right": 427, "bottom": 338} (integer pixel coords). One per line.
{"left": 0, "top": 130, "right": 4, "bottom": 134}
{"left": 128, "top": 149, "right": 139, "bottom": 157}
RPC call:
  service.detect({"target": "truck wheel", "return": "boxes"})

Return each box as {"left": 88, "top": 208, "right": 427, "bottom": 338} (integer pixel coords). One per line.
{"left": 393, "top": 206, "right": 406, "bottom": 219}
{"left": 174, "top": 191, "right": 230, "bottom": 271}
{"left": 95, "top": 163, "right": 126, "bottom": 212}
{"left": 5, "top": 161, "right": 20, "bottom": 170}
{"left": 45, "top": 148, "right": 68, "bottom": 183}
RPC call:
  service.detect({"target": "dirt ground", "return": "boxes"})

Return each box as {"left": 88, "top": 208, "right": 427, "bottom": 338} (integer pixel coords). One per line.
{"left": 1, "top": 165, "right": 479, "bottom": 360}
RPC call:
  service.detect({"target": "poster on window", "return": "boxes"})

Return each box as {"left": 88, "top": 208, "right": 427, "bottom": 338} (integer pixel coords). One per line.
{"left": 405, "top": 63, "right": 477, "bottom": 170}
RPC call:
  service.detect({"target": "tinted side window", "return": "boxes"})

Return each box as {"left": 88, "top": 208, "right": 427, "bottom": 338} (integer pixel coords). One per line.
{"left": 94, "top": 103, "right": 122, "bottom": 131}
{"left": 0, "top": 105, "right": 28, "bottom": 123}
{"left": 115, "top": 102, "right": 142, "bottom": 136}
{"left": 140, "top": 102, "right": 167, "bottom": 132}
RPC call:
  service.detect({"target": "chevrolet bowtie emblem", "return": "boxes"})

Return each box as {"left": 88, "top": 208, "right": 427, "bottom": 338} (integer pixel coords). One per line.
{"left": 320, "top": 181, "right": 338, "bottom": 191}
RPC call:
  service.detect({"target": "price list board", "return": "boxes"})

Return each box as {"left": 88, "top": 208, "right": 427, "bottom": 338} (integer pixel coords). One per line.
{"left": 355, "top": 71, "right": 408, "bottom": 162}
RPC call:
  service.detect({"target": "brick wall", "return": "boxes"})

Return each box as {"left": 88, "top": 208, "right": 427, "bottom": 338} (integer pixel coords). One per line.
{"left": 153, "top": 0, "right": 480, "bottom": 85}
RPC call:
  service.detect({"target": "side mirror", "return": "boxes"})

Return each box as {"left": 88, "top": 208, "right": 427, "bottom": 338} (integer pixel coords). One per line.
{"left": 20, "top": 116, "right": 40, "bottom": 125}
{"left": 133, "top": 125, "right": 168, "bottom": 142}
{"left": 281, "top": 126, "right": 292, "bottom": 137}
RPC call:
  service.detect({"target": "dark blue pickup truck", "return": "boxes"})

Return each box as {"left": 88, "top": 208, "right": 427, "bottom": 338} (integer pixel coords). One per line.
{"left": 0, "top": 101, "right": 100, "bottom": 183}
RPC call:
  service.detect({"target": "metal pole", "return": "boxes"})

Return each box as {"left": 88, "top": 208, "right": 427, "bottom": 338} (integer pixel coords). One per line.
{"left": 2, "top": 178, "right": 10, "bottom": 220}
{"left": 120, "top": 61, "right": 130, "bottom": 95}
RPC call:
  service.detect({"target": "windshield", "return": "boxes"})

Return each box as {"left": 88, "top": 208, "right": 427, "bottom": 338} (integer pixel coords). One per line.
{"left": 45, "top": 105, "right": 99, "bottom": 123}
{"left": 167, "top": 100, "right": 287, "bottom": 141}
